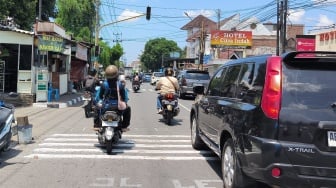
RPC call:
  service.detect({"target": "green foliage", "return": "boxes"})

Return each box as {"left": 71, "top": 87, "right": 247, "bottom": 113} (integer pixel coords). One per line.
{"left": 55, "top": 0, "right": 95, "bottom": 43}
{"left": 0, "top": 0, "right": 56, "bottom": 30}
{"left": 140, "top": 38, "right": 182, "bottom": 71}
{"left": 0, "top": 0, "right": 37, "bottom": 30}
{"left": 98, "top": 41, "right": 111, "bottom": 69}
{"left": 110, "top": 43, "right": 124, "bottom": 65}
{"left": 98, "top": 42, "right": 124, "bottom": 69}
{"left": 37, "top": 0, "right": 57, "bottom": 21}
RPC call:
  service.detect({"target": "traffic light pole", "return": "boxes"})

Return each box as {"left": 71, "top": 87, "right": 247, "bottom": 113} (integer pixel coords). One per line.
{"left": 94, "top": 13, "right": 146, "bottom": 47}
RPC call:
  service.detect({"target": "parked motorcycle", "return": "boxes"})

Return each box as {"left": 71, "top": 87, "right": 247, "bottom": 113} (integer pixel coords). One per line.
{"left": 0, "top": 93, "right": 16, "bottom": 152}
{"left": 96, "top": 100, "right": 122, "bottom": 154}
{"left": 160, "top": 93, "right": 180, "bottom": 125}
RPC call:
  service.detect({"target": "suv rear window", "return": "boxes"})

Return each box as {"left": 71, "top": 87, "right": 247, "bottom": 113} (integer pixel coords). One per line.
{"left": 154, "top": 72, "right": 163, "bottom": 77}
{"left": 185, "top": 71, "right": 210, "bottom": 80}
{"left": 282, "top": 67, "right": 336, "bottom": 109}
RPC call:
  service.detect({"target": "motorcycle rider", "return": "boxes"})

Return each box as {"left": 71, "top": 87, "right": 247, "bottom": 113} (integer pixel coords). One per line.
{"left": 119, "top": 74, "right": 129, "bottom": 103}
{"left": 84, "top": 69, "right": 99, "bottom": 93}
{"left": 155, "top": 68, "right": 179, "bottom": 114}
{"left": 93, "top": 65, "right": 131, "bottom": 132}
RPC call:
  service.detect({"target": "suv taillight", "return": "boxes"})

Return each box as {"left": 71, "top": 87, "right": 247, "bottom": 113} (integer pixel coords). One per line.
{"left": 261, "top": 56, "right": 282, "bottom": 119}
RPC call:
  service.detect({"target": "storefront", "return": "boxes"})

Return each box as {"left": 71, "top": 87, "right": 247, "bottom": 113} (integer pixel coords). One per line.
{"left": 70, "top": 42, "right": 90, "bottom": 91}
{"left": 0, "top": 27, "right": 34, "bottom": 100}
{"left": 34, "top": 22, "right": 72, "bottom": 102}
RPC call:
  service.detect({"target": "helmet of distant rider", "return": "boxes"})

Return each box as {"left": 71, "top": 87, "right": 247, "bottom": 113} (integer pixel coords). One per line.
{"left": 165, "top": 68, "right": 174, "bottom": 76}
{"left": 119, "top": 74, "right": 126, "bottom": 82}
{"left": 105, "top": 65, "right": 118, "bottom": 79}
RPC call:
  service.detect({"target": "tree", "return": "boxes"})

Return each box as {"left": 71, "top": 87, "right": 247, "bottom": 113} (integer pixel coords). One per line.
{"left": 0, "top": 0, "right": 56, "bottom": 30}
{"left": 98, "top": 41, "right": 111, "bottom": 69}
{"left": 36, "top": 0, "right": 57, "bottom": 21}
{"left": 140, "top": 38, "right": 182, "bottom": 71}
{"left": 110, "top": 43, "right": 124, "bottom": 67}
{"left": 55, "top": 0, "right": 95, "bottom": 43}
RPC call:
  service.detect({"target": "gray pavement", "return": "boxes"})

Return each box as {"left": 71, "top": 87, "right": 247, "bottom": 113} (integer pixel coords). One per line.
{"left": 11, "top": 91, "right": 85, "bottom": 145}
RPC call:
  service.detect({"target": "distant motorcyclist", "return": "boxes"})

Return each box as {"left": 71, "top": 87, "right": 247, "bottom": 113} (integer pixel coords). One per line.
{"left": 93, "top": 65, "right": 131, "bottom": 132}
{"left": 155, "top": 68, "right": 179, "bottom": 114}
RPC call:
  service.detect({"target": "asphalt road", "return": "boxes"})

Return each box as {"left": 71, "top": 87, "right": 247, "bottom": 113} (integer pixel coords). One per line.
{"left": 0, "top": 81, "right": 223, "bottom": 188}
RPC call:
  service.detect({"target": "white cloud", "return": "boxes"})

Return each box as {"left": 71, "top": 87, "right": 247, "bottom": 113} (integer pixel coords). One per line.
{"left": 316, "top": 14, "right": 334, "bottom": 27}
{"left": 288, "top": 9, "right": 305, "bottom": 23}
{"left": 183, "top": 10, "right": 215, "bottom": 19}
{"left": 117, "top": 9, "right": 144, "bottom": 22}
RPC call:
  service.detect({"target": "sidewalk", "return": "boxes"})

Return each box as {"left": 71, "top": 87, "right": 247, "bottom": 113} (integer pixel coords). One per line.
{"left": 32, "top": 91, "right": 84, "bottom": 108}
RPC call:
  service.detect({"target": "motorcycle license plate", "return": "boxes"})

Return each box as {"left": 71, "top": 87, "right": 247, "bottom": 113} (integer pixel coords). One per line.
{"left": 82, "top": 97, "right": 91, "bottom": 101}
{"left": 102, "top": 121, "right": 119, "bottom": 127}
{"left": 193, "top": 83, "right": 203, "bottom": 87}
{"left": 327, "top": 131, "right": 336, "bottom": 147}
{"left": 163, "top": 100, "right": 175, "bottom": 105}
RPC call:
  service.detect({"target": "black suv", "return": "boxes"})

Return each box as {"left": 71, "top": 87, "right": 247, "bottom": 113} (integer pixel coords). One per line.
{"left": 176, "top": 69, "right": 210, "bottom": 99}
{"left": 190, "top": 51, "right": 336, "bottom": 188}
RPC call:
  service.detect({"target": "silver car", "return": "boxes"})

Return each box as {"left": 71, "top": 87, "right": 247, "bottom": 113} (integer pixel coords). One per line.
{"left": 176, "top": 69, "right": 210, "bottom": 99}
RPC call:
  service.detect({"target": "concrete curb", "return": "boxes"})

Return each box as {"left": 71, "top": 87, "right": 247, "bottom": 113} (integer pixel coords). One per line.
{"left": 32, "top": 96, "right": 83, "bottom": 108}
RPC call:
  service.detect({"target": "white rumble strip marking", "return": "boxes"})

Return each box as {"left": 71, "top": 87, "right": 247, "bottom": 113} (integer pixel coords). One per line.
{"left": 24, "top": 134, "right": 218, "bottom": 160}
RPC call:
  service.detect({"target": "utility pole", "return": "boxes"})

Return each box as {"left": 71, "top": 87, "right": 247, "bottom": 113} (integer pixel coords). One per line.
{"left": 94, "top": 0, "right": 100, "bottom": 47}
{"left": 282, "top": 0, "right": 288, "bottom": 54}
{"left": 216, "top": 9, "right": 221, "bottom": 59}
{"left": 199, "top": 21, "right": 205, "bottom": 70}
{"left": 113, "top": 32, "right": 122, "bottom": 43}
{"left": 276, "top": 0, "right": 280, "bottom": 55}
{"left": 276, "top": 0, "right": 288, "bottom": 55}
{"left": 38, "top": 0, "right": 42, "bottom": 20}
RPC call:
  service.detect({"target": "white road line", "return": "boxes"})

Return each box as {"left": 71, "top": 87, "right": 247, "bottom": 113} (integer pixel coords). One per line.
{"left": 179, "top": 103, "right": 191, "bottom": 112}
{"left": 38, "top": 143, "right": 192, "bottom": 148}
{"left": 44, "top": 138, "right": 190, "bottom": 143}
{"left": 51, "top": 134, "right": 190, "bottom": 138}
{"left": 24, "top": 154, "right": 219, "bottom": 160}
{"left": 34, "top": 148, "right": 213, "bottom": 154}
{"left": 25, "top": 133, "right": 218, "bottom": 160}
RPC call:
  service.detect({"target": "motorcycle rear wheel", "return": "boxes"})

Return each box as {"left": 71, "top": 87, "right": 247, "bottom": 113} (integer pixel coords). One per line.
{"left": 106, "top": 140, "right": 113, "bottom": 154}
{"left": 166, "top": 111, "right": 173, "bottom": 125}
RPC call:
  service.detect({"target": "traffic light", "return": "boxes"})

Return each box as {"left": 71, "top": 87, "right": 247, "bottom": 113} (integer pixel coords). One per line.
{"left": 146, "top": 6, "right": 151, "bottom": 20}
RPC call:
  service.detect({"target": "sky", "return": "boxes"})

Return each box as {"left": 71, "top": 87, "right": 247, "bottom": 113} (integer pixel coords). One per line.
{"left": 99, "top": 0, "right": 336, "bottom": 65}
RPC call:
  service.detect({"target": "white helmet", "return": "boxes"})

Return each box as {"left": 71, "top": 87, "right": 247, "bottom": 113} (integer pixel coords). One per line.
{"left": 119, "top": 75, "right": 126, "bottom": 81}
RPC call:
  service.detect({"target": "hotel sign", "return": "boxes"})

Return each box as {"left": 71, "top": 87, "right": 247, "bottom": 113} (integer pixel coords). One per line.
{"left": 38, "top": 35, "right": 64, "bottom": 52}
{"left": 210, "top": 30, "right": 252, "bottom": 48}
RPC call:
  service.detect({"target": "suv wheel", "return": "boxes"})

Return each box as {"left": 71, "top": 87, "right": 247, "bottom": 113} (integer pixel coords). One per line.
{"left": 191, "top": 114, "right": 205, "bottom": 150}
{"left": 222, "top": 138, "right": 256, "bottom": 188}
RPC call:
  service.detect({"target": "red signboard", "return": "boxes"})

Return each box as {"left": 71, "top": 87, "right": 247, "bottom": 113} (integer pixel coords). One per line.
{"left": 296, "top": 35, "right": 315, "bottom": 51}
{"left": 296, "top": 35, "right": 316, "bottom": 57}
{"left": 210, "top": 30, "right": 252, "bottom": 48}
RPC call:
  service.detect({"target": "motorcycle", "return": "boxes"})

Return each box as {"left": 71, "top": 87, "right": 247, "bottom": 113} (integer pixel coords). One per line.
{"left": 83, "top": 86, "right": 100, "bottom": 118}
{"left": 96, "top": 100, "right": 122, "bottom": 154}
{"left": 160, "top": 93, "right": 180, "bottom": 125}
{"left": 83, "top": 91, "right": 93, "bottom": 118}
{"left": 132, "top": 80, "right": 140, "bottom": 92}
{"left": 0, "top": 93, "right": 16, "bottom": 152}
